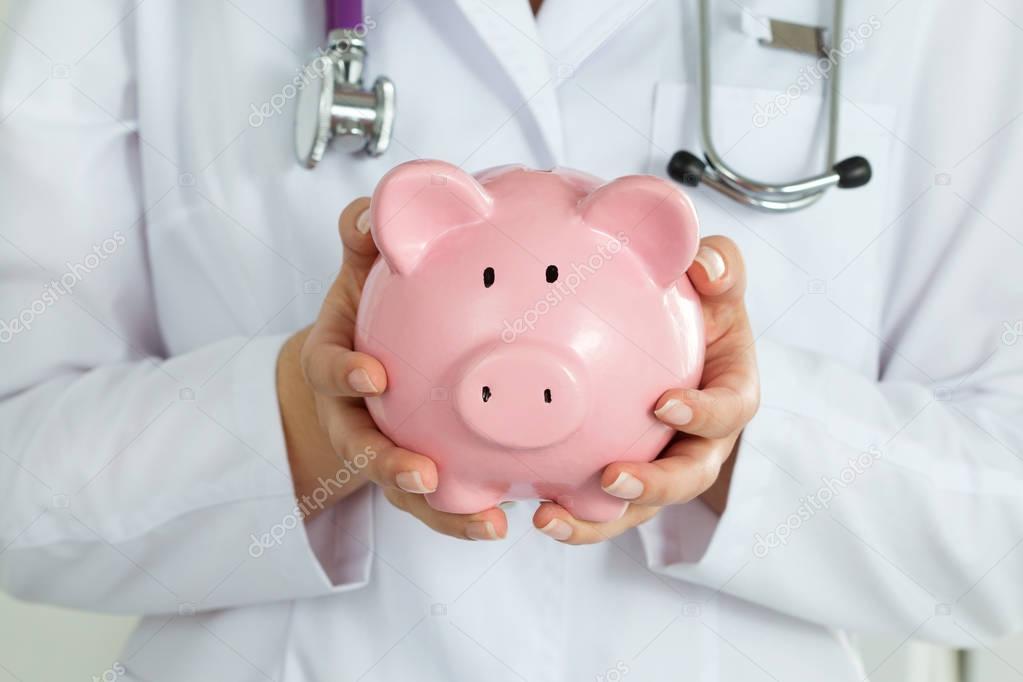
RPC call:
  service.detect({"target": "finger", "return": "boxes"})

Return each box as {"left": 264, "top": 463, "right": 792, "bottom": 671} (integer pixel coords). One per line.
{"left": 687, "top": 236, "right": 751, "bottom": 343}
{"left": 300, "top": 197, "right": 388, "bottom": 397}
{"left": 600, "top": 436, "right": 733, "bottom": 507}
{"left": 653, "top": 380, "right": 757, "bottom": 438}
{"left": 322, "top": 417, "right": 440, "bottom": 493}
{"left": 301, "top": 338, "right": 387, "bottom": 397}
{"left": 662, "top": 324, "right": 759, "bottom": 437}
{"left": 687, "top": 235, "right": 746, "bottom": 301}
{"left": 532, "top": 501, "right": 659, "bottom": 545}
{"left": 338, "top": 196, "right": 378, "bottom": 276}
{"left": 384, "top": 487, "right": 508, "bottom": 541}
{"left": 365, "top": 442, "right": 440, "bottom": 494}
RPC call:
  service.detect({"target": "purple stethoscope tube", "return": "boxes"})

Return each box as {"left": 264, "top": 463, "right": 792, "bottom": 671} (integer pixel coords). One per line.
{"left": 326, "top": 0, "right": 364, "bottom": 31}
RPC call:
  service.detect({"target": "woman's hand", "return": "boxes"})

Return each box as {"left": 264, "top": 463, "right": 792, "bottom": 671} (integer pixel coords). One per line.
{"left": 276, "top": 198, "right": 508, "bottom": 540}
{"left": 532, "top": 236, "right": 759, "bottom": 544}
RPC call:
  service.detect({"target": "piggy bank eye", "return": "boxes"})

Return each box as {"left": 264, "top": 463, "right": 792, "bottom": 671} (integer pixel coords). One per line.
{"left": 545, "top": 265, "right": 558, "bottom": 283}
{"left": 483, "top": 267, "right": 495, "bottom": 288}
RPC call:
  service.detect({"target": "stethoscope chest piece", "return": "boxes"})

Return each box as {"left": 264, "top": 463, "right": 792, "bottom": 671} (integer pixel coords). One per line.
{"left": 295, "top": 29, "right": 395, "bottom": 169}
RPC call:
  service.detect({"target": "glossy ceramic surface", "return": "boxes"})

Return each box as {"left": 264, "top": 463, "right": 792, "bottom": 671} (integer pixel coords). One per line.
{"left": 355, "top": 160, "right": 705, "bottom": 521}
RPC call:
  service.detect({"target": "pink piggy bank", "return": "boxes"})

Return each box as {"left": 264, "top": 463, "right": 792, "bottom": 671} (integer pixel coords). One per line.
{"left": 355, "top": 160, "right": 704, "bottom": 522}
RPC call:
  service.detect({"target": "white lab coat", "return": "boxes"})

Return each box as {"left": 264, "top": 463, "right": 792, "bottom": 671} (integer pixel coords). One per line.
{"left": 1, "top": 0, "right": 1021, "bottom": 679}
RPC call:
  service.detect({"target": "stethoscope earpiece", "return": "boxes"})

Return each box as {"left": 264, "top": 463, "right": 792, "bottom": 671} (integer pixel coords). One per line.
{"left": 667, "top": 151, "right": 707, "bottom": 188}
{"left": 669, "top": 151, "right": 873, "bottom": 193}
{"left": 834, "top": 156, "right": 872, "bottom": 189}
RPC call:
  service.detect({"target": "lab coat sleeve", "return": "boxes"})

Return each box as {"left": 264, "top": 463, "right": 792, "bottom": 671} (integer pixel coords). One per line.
{"left": 638, "top": 6, "right": 1023, "bottom": 646}
{"left": 639, "top": 336, "right": 1023, "bottom": 646}
{"left": 0, "top": 0, "right": 373, "bottom": 614}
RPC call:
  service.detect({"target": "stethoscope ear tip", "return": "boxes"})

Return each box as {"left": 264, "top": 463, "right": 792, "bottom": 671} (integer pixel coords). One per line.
{"left": 834, "top": 156, "right": 872, "bottom": 189}
{"left": 667, "top": 150, "right": 706, "bottom": 187}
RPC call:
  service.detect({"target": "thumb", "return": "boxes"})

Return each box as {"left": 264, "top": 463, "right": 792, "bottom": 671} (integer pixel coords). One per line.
{"left": 687, "top": 235, "right": 746, "bottom": 302}
{"left": 300, "top": 197, "right": 386, "bottom": 398}
{"left": 338, "top": 197, "right": 379, "bottom": 281}
{"left": 687, "top": 235, "right": 750, "bottom": 342}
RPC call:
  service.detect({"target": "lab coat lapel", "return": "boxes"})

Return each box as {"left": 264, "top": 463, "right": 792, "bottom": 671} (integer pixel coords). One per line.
{"left": 450, "top": 0, "right": 564, "bottom": 164}
{"left": 537, "top": 0, "right": 655, "bottom": 71}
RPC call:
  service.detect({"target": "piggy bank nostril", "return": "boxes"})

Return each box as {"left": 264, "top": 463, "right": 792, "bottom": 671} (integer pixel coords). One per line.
{"left": 544, "top": 388, "right": 552, "bottom": 403}
{"left": 482, "top": 386, "right": 492, "bottom": 403}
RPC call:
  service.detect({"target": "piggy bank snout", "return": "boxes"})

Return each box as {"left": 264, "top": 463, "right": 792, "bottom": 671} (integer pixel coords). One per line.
{"left": 454, "top": 344, "right": 587, "bottom": 450}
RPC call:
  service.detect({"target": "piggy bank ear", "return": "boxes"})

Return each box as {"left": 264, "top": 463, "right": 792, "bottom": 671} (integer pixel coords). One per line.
{"left": 579, "top": 176, "right": 700, "bottom": 287}
{"left": 370, "top": 160, "right": 493, "bottom": 275}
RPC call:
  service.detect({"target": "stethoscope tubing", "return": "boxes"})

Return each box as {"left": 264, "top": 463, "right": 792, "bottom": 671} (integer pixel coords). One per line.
{"left": 316, "top": 0, "right": 867, "bottom": 214}
{"left": 327, "top": 0, "right": 364, "bottom": 31}
{"left": 677, "top": 0, "right": 870, "bottom": 212}
{"left": 697, "top": 0, "right": 841, "bottom": 201}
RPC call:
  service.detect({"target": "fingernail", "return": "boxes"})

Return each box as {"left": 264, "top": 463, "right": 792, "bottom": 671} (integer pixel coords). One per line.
{"left": 355, "top": 209, "right": 371, "bottom": 234}
{"left": 655, "top": 398, "right": 693, "bottom": 426}
{"left": 538, "top": 519, "right": 572, "bottom": 541}
{"left": 466, "top": 521, "right": 499, "bottom": 541}
{"left": 396, "top": 471, "right": 434, "bottom": 494}
{"left": 603, "top": 472, "right": 644, "bottom": 500}
{"left": 694, "top": 245, "right": 726, "bottom": 282}
{"left": 347, "top": 368, "right": 378, "bottom": 394}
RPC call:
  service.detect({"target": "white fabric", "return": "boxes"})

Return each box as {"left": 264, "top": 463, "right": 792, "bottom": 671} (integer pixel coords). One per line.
{"left": 1, "top": 0, "right": 1021, "bottom": 680}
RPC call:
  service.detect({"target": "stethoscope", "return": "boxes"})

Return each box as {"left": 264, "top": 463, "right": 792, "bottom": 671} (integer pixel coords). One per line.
{"left": 295, "top": 0, "right": 871, "bottom": 213}
{"left": 667, "top": 0, "right": 871, "bottom": 211}
{"left": 294, "top": 0, "right": 394, "bottom": 168}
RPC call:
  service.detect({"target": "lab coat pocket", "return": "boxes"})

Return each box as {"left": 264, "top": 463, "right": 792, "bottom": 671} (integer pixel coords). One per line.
{"left": 648, "top": 81, "right": 897, "bottom": 374}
